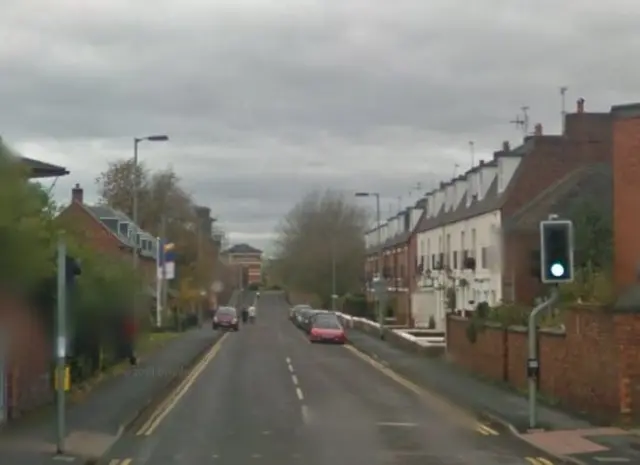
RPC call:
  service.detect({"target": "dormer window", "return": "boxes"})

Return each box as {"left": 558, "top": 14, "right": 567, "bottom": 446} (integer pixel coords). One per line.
{"left": 118, "top": 221, "right": 129, "bottom": 237}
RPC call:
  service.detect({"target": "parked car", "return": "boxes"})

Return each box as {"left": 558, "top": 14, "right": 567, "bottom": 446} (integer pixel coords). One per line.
{"left": 300, "top": 309, "right": 331, "bottom": 333}
{"left": 213, "top": 306, "right": 239, "bottom": 331}
{"left": 293, "top": 307, "right": 315, "bottom": 328}
{"left": 309, "top": 313, "right": 347, "bottom": 344}
{"left": 290, "top": 304, "right": 311, "bottom": 321}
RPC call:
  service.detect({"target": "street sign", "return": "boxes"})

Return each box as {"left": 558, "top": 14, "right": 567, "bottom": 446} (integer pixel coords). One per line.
{"left": 211, "top": 281, "right": 223, "bottom": 293}
{"left": 156, "top": 262, "right": 175, "bottom": 280}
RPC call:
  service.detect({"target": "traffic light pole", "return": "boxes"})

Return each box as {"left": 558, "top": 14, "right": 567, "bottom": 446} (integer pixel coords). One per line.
{"left": 527, "top": 286, "right": 559, "bottom": 429}
{"left": 55, "top": 235, "right": 67, "bottom": 455}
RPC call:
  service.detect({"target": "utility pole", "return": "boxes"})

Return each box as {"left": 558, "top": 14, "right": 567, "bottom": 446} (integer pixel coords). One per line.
{"left": 161, "top": 223, "right": 169, "bottom": 330}
{"left": 560, "top": 86, "right": 568, "bottom": 133}
{"left": 331, "top": 236, "right": 337, "bottom": 311}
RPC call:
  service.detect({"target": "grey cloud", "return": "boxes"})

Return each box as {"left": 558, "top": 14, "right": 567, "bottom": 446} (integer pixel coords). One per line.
{"left": 5, "top": 0, "right": 640, "bottom": 243}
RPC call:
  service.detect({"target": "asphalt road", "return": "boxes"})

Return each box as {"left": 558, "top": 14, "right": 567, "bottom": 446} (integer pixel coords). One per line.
{"left": 104, "top": 292, "right": 559, "bottom": 465}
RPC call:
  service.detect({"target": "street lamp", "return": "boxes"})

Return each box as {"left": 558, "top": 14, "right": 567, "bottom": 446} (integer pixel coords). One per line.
{"left": 131, "top": 135, "right": 168, "bottom": 344}
{"left": 355, "top": 191, "right": 384, "bottom": 337}
{"left": 132, "top": 135, "right": 169, "bottom": 270}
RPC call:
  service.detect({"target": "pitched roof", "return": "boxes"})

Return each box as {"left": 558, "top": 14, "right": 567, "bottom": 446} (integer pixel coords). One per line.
{"left": 504, "top": 163, "right": 612, "bottom": 232}
{"left": 414, "top": 141, "right": 535, "bottom": 233}
{"left": 224, "top": 243, "right": 262, "bottom": 255}
{"left": 76, "top": 203, "right": 156, "bottom": 259}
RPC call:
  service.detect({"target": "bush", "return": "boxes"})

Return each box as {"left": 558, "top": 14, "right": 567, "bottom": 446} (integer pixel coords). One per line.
{"left": 247, "top": 282, "right": 260, "bottom": 291}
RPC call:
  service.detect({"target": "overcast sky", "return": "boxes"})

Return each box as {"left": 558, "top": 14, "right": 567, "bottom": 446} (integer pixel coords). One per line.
{"left": 2, "top": 1, "right": 638, "bottom": 252}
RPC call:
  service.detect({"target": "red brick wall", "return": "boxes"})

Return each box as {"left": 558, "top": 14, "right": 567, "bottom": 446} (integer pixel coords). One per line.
{"left": 446, "top": 317, "right": 507, "bottom": 381}
{"left": 611, "top": 104, "right": 640, "bottom": 291}
{"left": 446, "top": 307, "right": 638, "bottom": 421}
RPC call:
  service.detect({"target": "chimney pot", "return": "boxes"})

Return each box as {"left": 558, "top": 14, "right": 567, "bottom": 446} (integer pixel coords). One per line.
{"left": 534, "top": 123, "right": 543, "bottom": 136}
{"left": 577, "top": 98, "right": 585, "bottom": 113}
{"left": 72, "top": 183, "right": 84, "bottom": 204}
{"left": 502, "top": 141, "right": 510, "bottom": 151}
{"left": 479, "top": 160, "right": 484, "bottom": 165}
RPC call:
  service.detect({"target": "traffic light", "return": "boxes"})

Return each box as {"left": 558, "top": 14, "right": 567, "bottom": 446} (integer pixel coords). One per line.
{"left": 65, "top": 255, "right": 81, "bottom": 286}
{"left": 540, "top": 219, "right": 574, "bottom": 283}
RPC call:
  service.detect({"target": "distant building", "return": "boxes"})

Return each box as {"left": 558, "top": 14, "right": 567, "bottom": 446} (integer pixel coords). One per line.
{"left": 222, "top": 243, "right": 263, "bottom": 287}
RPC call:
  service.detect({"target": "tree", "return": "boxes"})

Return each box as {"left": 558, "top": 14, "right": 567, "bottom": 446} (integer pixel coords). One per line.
{"left": 273, "top": 190, "right": 368, "bottom": 306}
{"left": 0, "top": 141, "right": 57, "bottom": 293}
{"left": 96, "top": 160, "right": 205, "bottom": 297}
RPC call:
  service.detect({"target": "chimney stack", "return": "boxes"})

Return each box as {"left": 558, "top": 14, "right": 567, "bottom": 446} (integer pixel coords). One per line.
{"left": 479, "top": 160, "right": 484, "bottom": 165}
{"left": 502, "top": 141, "right": 510, "bottom": 151}
{"left": 71, "top": 183, "right": 83, "bottom": 204}
{"left": 534, "top": 123, "right": 543, "bottom": 136}
{"left": 577, "top": 98, "right": 585, "bottom": 114}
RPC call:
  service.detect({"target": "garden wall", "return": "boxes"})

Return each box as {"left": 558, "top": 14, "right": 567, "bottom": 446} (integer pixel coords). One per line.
{"left": 446, "top": 307, "right": 636, "bottom": 422}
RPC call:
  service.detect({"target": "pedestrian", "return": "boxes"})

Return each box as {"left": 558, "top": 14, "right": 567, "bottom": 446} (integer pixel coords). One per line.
{"left": 124, "top": 316, "right": 138, "bottom": 365}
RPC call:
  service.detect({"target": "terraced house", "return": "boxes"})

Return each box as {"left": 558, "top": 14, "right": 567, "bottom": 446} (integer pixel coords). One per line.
{"left": 364, "top": 99, "right": 613, "bottom": 329}
{"left": 364, "top": 201, "right": 425, "bottom": 325}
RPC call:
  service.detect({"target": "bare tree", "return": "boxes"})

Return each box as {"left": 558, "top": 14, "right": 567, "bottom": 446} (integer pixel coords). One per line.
{"left": 274, "top": 189, "right": 367, "bottom": 306}
{"left": 95, "top": 160, "right": 204, "bottom": 292}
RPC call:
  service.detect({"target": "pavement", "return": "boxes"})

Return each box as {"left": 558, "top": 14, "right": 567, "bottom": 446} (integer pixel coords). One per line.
{"left": 96, "top": 291, "right": 567, "bottom": 465}
{"left": 0, "top": 324, "right": 223, "bottom": 464}
{"left": 345, "top": 324, "right": 640, "bottom": 465}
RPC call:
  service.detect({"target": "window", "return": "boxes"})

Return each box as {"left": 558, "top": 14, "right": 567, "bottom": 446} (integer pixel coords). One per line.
{"left": 453, "top": 251, "right": 458, "bottom": 269}
{"left": 471, "top": 228, "right": 477, "bottom": 258}
{"left": 118, "top": 221, "right": 129, "bottom": 237}
{"left": 481, "top": 247, "right": 488, "bottom": 268}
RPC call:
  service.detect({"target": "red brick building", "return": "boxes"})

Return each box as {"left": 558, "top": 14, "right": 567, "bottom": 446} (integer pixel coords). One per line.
{"left": 57, "top": 184, "right": 157, "bottom": 285}
{"left": 222, "top": 243, "right": 263, "bottom": 287}
{"left": 364, "top": 201, "right": 425, "bottom": 325}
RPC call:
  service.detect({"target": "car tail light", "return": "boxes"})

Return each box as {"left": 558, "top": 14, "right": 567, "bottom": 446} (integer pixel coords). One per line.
{"left": 310, "top": 328, "right": 318, "bottom": 336}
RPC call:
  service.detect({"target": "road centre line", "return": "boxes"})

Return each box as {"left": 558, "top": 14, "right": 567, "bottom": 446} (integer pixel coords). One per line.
{"left": 136, "top": 333, "right": 228, "bottom": 436}
{"left": 296, "top": 387, "right": 304, "bottom": 400}
{"left": 291, "top": 374, "right": 299, "bottom": 385}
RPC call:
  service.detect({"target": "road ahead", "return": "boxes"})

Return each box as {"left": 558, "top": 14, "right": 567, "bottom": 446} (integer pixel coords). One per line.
{"left": 105, "top": 292, "right": 555, "bottom": 465}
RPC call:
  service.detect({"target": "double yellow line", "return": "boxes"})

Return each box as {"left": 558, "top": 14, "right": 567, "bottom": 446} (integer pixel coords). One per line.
{"left": 476, "top": 423, "right": 499, "bottom": 435}
{"left": 135, "top": 333, "right": 228, "bottom": 436}
{"left": 525, "top": 457, "right": 554, "bottom": 465}
{"left": 343, "top": 345, "right": 500, "bottom": 436}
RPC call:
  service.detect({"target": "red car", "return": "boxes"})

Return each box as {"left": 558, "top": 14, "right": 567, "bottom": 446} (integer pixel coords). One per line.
{"left": 309, "top": 314, "right": 346, "bottom": 344}
{"left": 213, "top": 307, "right": 239, "bottom": 331}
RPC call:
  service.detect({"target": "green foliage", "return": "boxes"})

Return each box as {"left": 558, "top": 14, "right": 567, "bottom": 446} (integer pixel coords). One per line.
{"left": 341, "top": 293, "right": 374, "bottom": 319}
{"left": 0, "top": 146, "right": 57, "bottom": 292}
{"left": 0, "top": 142, "right": 150, "bottom": 383}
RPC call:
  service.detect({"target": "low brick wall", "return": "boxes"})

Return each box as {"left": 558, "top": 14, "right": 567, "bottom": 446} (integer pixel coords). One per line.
{"left": 446, "top": 307, "right": 636, "bottom": 422}
{"left": 344, "top": 317, "right": 444, "bottom": 357}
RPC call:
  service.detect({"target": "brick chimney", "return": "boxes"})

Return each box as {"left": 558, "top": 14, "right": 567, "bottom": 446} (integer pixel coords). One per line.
{"left": 71, "top": 183, "right": 83, "bottom": 204}
{"left": 534, "top": 123, "right": 543, "bottom": 136}
{"left": 502, "top": 141, "right": 510, "bottom": 151}
{"left": 611, "top": 103, "right": 640, "bottom": 294}
{"left": 577, "top": 98, "right": 585, "bottom": 114}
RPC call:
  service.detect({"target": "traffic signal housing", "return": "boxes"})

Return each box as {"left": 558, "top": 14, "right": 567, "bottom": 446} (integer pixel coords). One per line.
{"left": 539, "top": 219, "right": 574, "bottom": 284}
